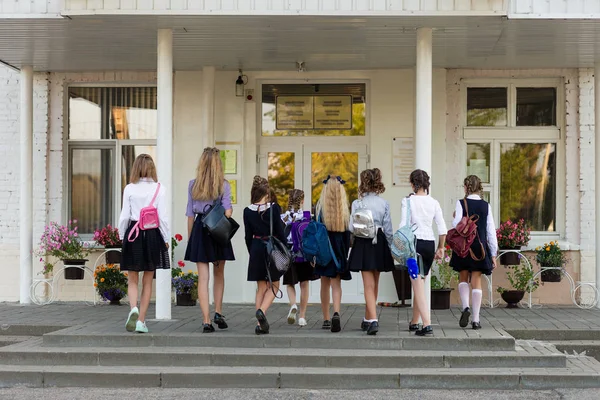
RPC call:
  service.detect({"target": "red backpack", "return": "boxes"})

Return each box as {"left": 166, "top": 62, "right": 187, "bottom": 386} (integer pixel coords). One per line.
{"left": 446, "top": 198, "right": 485, "bottom": 260}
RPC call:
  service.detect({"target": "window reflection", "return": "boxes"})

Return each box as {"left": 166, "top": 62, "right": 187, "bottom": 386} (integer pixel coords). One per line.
{"left": 121, "top": 145, "right": 156, "bottom": 193}
{"left": 268, "top": 152, "right": 295, "bottom": 207}
{"left": 500, "top": 143, "right": 556, "bottom": 231}
{"left": 466, "top": 143, "right": 491, "bottom": 183}
{"left": 467, "top": 88, "right": 507, "bottom": 127}
{"left": 516, "top": 88, "right": 556, "bottom": 126}
{"left": 310, "top": 152, "right": 358, "bottom": 210}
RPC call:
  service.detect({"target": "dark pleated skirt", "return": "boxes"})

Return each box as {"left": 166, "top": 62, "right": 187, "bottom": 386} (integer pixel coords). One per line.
{"left": 184, "top": 214, "right": 235, "bottom": 264}
{"left": 416, "top": 239, "right": 436, "bottom": 276}
{"left": 450, "top": 245, "right": 494, "bottom": 276}
{"left": 283, "top": 261, "right": 318, "bottom": 286}
{"left": 247, "top": 239, "right": 283, "bottom": 282}
{"left": 348, "top": 229, "right": 394, "bottom": 273}
{"left": 121, "top": 221, "right": 170, "bottom": 272}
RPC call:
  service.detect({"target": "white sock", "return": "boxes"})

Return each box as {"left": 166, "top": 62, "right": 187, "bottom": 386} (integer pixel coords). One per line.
{"left": 458, "top": 282, "right": 470, "bottom": 311}
{"left": 472, "top": 289, "right": 483, "bottom": 323}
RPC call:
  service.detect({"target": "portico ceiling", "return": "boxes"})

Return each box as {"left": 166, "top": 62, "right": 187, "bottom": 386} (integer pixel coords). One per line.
{"left": 1, "top": 15, "right": 600, "bottom": 72}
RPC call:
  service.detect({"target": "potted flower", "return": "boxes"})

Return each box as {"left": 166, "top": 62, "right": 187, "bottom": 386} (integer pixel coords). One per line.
{"left": 497, "top": 260, "right": 539, "bottom": 308}
{"left": 430, "top": 245, "right": 457, "bottom": 310}
{"left": 94, "top": 264, "right": 128, "bottom": 305}
{"left": 94, "top": 224, "right": 122, "bottom": 264}
{"left": 496, "top": 219, "right": 531, "bottom": 265}
{"left": 172, "top": 265, "right": 198, "bottom": 306}
{"left": 535, "top": 241, "right": 566, "bottom": 282}
{"left": 36, "top": 220, "right": 89, "bottom": 280}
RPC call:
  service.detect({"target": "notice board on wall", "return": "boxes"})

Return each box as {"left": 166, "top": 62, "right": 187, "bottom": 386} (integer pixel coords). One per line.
{"left": 275, "top": 95, "right": 352, "bottom": 130}
{"left": 392, "top": 137, "right": 414, "bottom": 186}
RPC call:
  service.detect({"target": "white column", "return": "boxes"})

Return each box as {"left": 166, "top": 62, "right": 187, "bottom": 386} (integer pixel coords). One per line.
{"left": 19, "top": 66, "right": 33, "bottom": 304}
{"left": 415, "top": 28, "right": 433, "bottom": 313}
{"left": 595, "top": 61, "right": 600, "bottom": 308}
{"left": 201, "top": 66, "right": 216, "bottom": 148}
{"left": 156, "top": 29, "right": 173, "bottom": 320}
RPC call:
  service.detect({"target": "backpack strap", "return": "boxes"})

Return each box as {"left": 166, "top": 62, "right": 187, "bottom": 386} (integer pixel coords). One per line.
{"left": 328, "top": 238, "right": 341, "bottom": 271}
{"left": 127, "top": 182, "right": 161, "bottom": 242}
{"left": 403, "top": 196, "right": 412, "bottom": 228}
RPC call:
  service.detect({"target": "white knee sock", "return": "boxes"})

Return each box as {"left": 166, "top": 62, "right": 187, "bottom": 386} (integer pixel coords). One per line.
{"left": 458, "top": 282, "right": 470, "bottom": 311}
{"left": 472, "top": 289, "right": 483, "bottom": 323}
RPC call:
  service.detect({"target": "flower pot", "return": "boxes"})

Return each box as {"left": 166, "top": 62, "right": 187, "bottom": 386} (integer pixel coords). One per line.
{"left": 62, "top": 259, "right": 87, "bottom": 280}
{"left": 500, "top": 290, "right": 525, "bottom": 308}
{"left": 176, "top": 293, "right": 196, "bottom": 306}
{"left": 104, "top": 245, "right": 122, "bottom": 264}
{"left": 499, "top": 247, "right": 521, "bottom": 266}
{"left": 392, "top": 267, "right": 412, "bottom": 303}
{"left": 101, "top": 288, "right": 125, "bottom": 305}
{"left": 541, "top": 268, "right": 562, "bottom": 282}
{"left": 431, "top": 289, "right": 453, "bottom": 310}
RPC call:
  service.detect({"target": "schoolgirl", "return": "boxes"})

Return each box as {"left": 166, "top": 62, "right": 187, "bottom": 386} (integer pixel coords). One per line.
{"left": 281, "top": 189, "right": 316, "bottom": 327}
{"left": 184, "top": 147, "right": 235, "bottom": 333}
{"left": 314, "top": 176, "right": 352, "bottom": 333}
{"left": 348, "top": 168, "right": 395, "bottom": 335}
{"left": 451, "top": 175, "right": 498, "bottom": 330}
{"left": 118, "top": 154, "right": 170, "bottom": 334}
{"left": 243, "top": 176, "right": 288, "bottom": 335}
{"left": 400, "top": 169, "right": 448, "bottom": 336}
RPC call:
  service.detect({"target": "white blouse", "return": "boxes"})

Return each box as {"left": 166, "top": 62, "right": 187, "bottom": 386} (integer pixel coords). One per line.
{"left": 118, "top": 178, "right": 170, "bottom": 242}
{"left": 400, "top": 195, "right": 448, "bottom": 241}
{"left": 452, "top": 194, "right": 498, "bottom": 257}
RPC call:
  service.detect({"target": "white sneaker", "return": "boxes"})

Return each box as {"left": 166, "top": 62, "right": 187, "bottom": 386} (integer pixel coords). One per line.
{"left": 125, "top": 307, "right": 139, "bottom": 332}
{"left": 287, "top": 304, "right": 298, "bottom": 325}
{"left": 135, "top": 320, "right": 148, "bottom": 334}
{"left": 298, "top": 318, "right": 307, "bottom": 327}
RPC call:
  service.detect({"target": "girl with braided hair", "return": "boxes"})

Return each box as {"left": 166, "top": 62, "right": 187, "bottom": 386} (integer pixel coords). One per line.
{"left": 451, "top": 175, "right": 498, "bottom": 331}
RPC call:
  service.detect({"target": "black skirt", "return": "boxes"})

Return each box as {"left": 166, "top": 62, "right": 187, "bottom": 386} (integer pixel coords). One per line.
{"left": 283, "top": 261, "right": 318, "bottom": 286}
{"left": 348, "top": 229, "right": 394, "bottom": 273}
{"left": 121, "top": 221, "right": 170, "bottom": 272}
{"left": 184, "top": 214, "right": 235, "bottom": 264}
{"left": 450, "top": 245, "right": 494, "bottom": 276}
{"left": 314, "top": 231, "right": 352, "bottom": 280}
{"left": 247, "top": 238, "right": 283, "bottom": 282}
{"left": 416, "top": 239, "right": 436, "bottom": 276}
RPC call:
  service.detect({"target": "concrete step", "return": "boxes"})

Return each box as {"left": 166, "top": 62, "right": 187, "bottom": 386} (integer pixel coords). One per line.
{"left": 0, "top": 363, "right": 599, "bottom": 390}
{"left": 0, "top": 336, "right": 32, "bottom": 347}
{"left": 42, "top": 332, "right": 516, "bottom": 352}
{"left": 507, "top": 329, "right": 600, "bottom": 341}
{"left": 0, "top": 342, "right": 566, "bottom": 369}
{"left": 0, "top": 325, "right": 68, "bottom": 336}
{"left": 551, "top": 340, "right": 600, "bottom": 361}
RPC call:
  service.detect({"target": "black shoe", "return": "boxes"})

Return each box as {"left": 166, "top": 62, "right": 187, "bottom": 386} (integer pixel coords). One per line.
{"left": 202, "top": 323, "right": 215, "bottom": 333}
{"left": 415, "top": 325, "right": 433, "bottom": 336}
{"left": 367, "top": 321, "right": 379, "bottom": 336}
{"left": 361, "top": 320, "right": 369, "bottom": 331}
{"left": 254, "top": 325, "right": 268, "bottom": 335}
{"left": 322, "top": 320, "right": 331, "bottom": 330}
{"left": 214, "top": 312, "right": 228, "bottom": 329}
{"left": 459, "top": 307, "right": 471, "bottom": 328}
{"left": 409, "top": 323, "right": 421, "bottom": 332}
{"left": 256, "top": 309, "right": 269, "bottom": 333}
{"left": 331, "top": 313, "right": 341, "bottom": 333}
{"left": 472, "top": 322, "right": 482, "bottom": 330}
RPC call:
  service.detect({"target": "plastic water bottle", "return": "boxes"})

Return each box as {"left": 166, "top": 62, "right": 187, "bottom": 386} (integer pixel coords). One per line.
{"left": 407, "top": 257, "right": 419, "bottom": 280}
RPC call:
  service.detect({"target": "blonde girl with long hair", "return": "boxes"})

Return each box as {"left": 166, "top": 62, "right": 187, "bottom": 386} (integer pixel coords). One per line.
{"left": 184, "top": 147, "right": 235, "bottom": 334}
{"left": 348, "top": 168, "right": 395, "bottom": 336}
{"left": 281, "top": 189, "right": 316, "bottom": 327}
{"left": 314, "top": 176, "right": 352, "bottom": 333}
{"left": 118, "top": 154, "right": 170, "bottom": 334}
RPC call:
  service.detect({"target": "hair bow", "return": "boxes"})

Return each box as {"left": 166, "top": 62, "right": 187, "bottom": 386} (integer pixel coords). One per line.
{"left": 322, "top": 175, "right": 346, "bottom": 185}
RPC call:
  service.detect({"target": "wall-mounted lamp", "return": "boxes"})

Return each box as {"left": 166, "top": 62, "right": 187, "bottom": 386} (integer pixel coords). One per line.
{"left": 235, "top": 69, "right": 248, "bottom": 97}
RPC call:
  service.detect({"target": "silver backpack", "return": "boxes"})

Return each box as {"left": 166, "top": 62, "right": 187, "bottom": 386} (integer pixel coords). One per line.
{"left": 351, "top": 199, "right": 376, "bottom": 240}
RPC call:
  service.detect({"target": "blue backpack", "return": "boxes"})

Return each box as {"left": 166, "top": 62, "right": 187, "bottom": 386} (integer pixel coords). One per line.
{"left": 301, "top": 215, "right": 340, "bottom": 271}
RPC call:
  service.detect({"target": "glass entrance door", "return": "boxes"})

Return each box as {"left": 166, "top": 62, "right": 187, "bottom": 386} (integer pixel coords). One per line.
{"left": 260, "top": 144, "right": 367, "bottom": 304}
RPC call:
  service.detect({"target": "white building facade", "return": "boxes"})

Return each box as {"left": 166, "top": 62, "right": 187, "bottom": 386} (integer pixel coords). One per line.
{"left": 1, "top": 0, "right": 600, "bottom": 311}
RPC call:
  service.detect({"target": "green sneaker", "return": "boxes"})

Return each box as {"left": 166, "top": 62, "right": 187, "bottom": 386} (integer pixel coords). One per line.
{"left": 135, "top": 320, "right": 148, "bottom": 334}
{"left": 125, "top": 307, "right": 139, "bottom": 332}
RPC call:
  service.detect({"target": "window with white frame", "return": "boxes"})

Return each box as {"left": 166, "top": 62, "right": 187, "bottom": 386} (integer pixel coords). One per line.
{"left": 67, "top": 86, "right": 157, "bottom": 236}
{"left": 463, "top": 80, "right": 563, "bottom": 235}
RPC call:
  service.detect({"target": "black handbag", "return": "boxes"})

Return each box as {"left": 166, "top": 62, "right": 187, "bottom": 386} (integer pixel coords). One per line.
{"left": 265, "top": 204, "right": 293, "bottom": 274}
{"left": 201, "top": 198, "right": 239, "bottom": 246}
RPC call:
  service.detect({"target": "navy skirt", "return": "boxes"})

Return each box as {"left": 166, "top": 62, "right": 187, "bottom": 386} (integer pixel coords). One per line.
{"left": 348, "top": 229, "right": 394, "bottom": 273}
{"left": 184, "top": 214, "right": 235, "bottom": 264}
{"left": 121, "top": 221, "right": 170, "bottom": 272}
{"left": 314, "top": 231, "right": 352, "bottom": 281}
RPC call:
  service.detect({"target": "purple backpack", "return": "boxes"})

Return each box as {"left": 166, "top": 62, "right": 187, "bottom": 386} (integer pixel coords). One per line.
{"left": 291, "top": 211, "right": 311, "bottom": 262}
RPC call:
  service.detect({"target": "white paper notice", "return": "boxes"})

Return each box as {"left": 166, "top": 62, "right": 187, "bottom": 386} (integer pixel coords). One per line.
{"left": 392, "top": 137, "right": 414, "bottom": 186}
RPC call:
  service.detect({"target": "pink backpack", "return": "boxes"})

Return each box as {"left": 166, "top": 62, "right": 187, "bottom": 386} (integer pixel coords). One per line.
{"left": 127, "top": 183, "right": 161, "bottom": 242}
